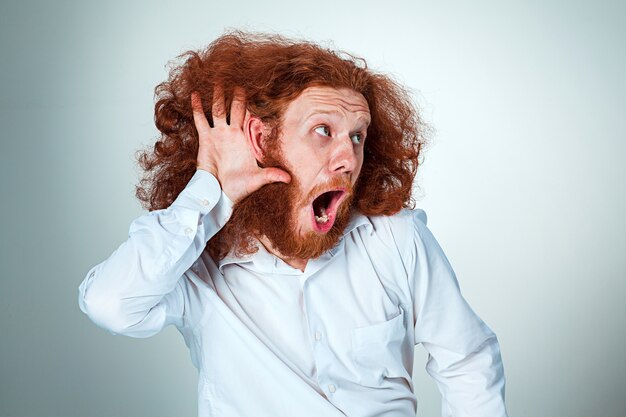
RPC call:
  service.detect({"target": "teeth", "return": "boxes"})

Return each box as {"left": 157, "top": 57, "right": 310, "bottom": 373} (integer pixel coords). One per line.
{"left": 315, "top": 205, "right": 329, "bottom": 224}
{"left": 315, "top": 213, "right": 329, "bottom": 224}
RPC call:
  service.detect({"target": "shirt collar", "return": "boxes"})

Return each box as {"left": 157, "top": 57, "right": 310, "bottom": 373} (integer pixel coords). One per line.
{"left": 216, "top": 211, "right": 372, "bottom": 274}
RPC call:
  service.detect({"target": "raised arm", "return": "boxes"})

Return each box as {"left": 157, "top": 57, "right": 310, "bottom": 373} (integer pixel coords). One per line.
{"left": 77, "top": 86, "right": 290, "bottom": 338}
{"left": 403, "top": 209, "right": 509, "bottom": 417}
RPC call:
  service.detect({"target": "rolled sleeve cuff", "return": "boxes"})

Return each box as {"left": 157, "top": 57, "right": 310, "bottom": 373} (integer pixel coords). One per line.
{"left": 170, "top": 169, "right": 234, "bottom": 240}
{"left": 170, "top": 169, "right": 228, "bottom": 213}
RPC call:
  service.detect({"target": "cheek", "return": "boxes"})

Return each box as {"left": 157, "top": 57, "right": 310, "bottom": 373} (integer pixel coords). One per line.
{"left": 290, "top": 154, "right": 320, "bottom": 183}
{"left": 282, "top": 141, "right": 320, "bottom": 167}
{"left": 354, "top": 153, "right": 365, "bottom": 177}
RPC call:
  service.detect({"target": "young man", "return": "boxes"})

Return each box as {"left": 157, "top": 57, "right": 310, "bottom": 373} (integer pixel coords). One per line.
{"left": 78, "top": 31, "right": 509, "bottom": 417}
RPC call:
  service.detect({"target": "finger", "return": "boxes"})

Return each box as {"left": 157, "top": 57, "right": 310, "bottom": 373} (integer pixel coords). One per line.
{"left": 191, "top": 92, "right": 211, "bottom": 136}
{"left": 246, "top": 168, "right": 290, "bottom": 194}
{"left": 229, "top": 87, "right": 246, "bottom": 128}
{"left": 261, "top": 167, "right": 291, "bottom": 185}
{"left": 211, "top": 84, "right": 226, "bottom": 127}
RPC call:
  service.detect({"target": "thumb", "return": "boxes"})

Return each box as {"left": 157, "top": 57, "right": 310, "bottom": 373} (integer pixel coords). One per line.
{"left": 260, "top": 167, "right": 291, "bottom": 186}
{"left": 246, "top": 167, "right": 291, "bottom": 195}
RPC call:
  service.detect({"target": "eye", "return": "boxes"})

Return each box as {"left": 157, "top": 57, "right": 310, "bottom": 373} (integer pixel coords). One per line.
{"left": 314, "top": 125, "right": 331, "bottom": 137}
{"left": 350, "top": 133, "right": 364, "bottom": 145}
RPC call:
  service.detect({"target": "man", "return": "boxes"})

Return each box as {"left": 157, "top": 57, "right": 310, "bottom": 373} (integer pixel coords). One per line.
{"left": 78, "top": 31, "right": 509, "bottom": 417}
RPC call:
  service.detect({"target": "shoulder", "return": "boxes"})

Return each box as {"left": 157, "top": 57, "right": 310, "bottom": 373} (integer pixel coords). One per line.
{"left": 352, "top": 207, "right": 427, "bottom": 243}
{"left": 346, "top": 208, "right": 428, "bottom": 263}
{"left": 367, "top": 207, "right": 427, "bottom": 228}
{"left": 343, "top": 208, "right": 430, "bottom": 306}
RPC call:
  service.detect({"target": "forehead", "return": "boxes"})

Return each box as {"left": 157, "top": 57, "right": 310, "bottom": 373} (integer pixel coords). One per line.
{"left": 283, "top": 86, "right": 371, "bottom": 124}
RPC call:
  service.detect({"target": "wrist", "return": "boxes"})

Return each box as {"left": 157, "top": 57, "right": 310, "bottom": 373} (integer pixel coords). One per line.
{"left": 196, "top": 164, "right": 218, "bottom": 177}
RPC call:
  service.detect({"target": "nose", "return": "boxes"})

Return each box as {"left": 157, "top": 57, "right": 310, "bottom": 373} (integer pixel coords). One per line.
{"left": 329, "top": 134, "right": 358, "bottom": 175}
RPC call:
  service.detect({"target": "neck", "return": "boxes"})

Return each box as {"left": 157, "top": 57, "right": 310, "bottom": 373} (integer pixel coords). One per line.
{"left": 257, "top": 235, "right": 308, "bottom": 272}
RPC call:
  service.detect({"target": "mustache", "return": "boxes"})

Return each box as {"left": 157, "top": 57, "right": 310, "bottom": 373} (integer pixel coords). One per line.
{"left": 303, "top": 176, "right": 353, "bottom": 206}
{"left": 262, "top": 157, "right": 353, "bottom": 205}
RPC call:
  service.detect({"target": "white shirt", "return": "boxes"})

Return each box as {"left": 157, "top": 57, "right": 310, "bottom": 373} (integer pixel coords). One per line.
{"left": 78, "top": 169, "right": 509, "bottom": 417}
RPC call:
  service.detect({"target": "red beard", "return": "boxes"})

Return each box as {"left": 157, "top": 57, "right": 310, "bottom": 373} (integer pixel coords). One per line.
{"left": 212, "top": 152, "right": 356, "bottom": 261}
{"left": 223, "top": 173, "right": 355, "bottom": 261}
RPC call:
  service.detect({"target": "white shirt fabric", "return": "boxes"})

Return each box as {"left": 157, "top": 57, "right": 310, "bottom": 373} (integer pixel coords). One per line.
{"left": 78, "top": 168, "right": 509, "bottom": 417}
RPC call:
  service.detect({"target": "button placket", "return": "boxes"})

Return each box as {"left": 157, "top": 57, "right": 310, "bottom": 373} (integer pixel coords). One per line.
{"left": 302, "top": 282, "right": 334, "bottom": 398}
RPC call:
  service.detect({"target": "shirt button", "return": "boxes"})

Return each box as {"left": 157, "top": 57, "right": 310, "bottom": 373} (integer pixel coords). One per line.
{"left": 184, "top": 227, "right": 193, "bottom": 235}
{"left": 328, "top": 384, "right": 336, "bottom": 393}
{"left": 200, "top": 199, "right": 209, "bottom": 206}
{"left": 314, "top": 331, "right": 321, "bottom": 341}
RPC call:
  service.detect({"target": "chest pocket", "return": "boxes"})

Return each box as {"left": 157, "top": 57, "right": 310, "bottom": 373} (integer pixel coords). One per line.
{"left": 350, "top": 304, "right": 412, "bottom": 388}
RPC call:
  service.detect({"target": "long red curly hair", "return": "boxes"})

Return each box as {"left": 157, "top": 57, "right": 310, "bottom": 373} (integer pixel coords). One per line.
{"left": 135, "top": 30, "right": 428, "bottom": 261}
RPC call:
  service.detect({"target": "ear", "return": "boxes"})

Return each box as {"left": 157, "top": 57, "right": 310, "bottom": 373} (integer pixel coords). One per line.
{"left": 244, "top": 113, "right": 270, "bottom": 166}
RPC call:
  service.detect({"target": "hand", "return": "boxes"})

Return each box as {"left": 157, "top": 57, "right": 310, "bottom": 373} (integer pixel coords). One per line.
{"left": 191, "top": 86, "right": 291, "bottom": 203}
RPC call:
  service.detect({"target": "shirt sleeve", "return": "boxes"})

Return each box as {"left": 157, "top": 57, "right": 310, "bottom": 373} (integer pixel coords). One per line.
{"left": 77, "top": 169, "right": 233, "bottom": 338}
{"left": 402, "top": 209, "right": 509, "bottom": 417}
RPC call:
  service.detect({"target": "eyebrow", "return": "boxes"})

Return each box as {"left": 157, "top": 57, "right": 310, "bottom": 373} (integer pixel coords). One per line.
{"left": 303, "top": 109, "right": 371, "bottom": 128}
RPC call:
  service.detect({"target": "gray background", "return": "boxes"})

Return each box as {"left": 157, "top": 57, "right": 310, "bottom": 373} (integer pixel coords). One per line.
{"left": 1, "top": 0, "right": 624, "bottom": 416}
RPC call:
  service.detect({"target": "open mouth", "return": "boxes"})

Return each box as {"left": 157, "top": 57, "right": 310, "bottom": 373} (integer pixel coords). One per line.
{"left": 310, "top": 189, "right": 347, "bottom": 233}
